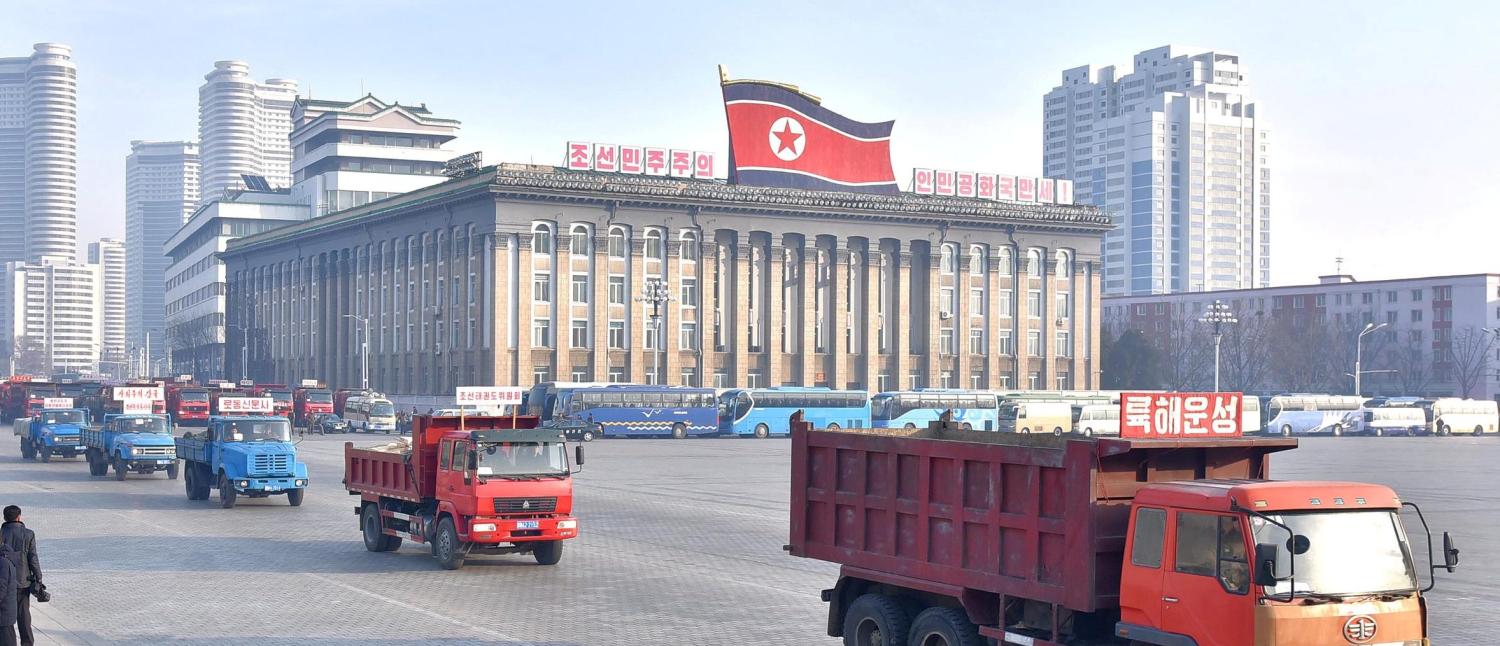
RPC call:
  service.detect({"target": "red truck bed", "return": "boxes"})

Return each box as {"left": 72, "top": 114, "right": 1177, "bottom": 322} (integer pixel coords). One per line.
{"left": 344, "top": 414, "right": 542, "bottom": 502}
{"left": 788, "top": 422, "right": 1297, "bottom": 613}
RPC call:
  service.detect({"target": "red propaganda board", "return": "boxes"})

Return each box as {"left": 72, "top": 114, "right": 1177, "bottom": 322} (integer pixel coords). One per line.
{"left": 1119, "top": 392, "right": 1244, "bottom": 439}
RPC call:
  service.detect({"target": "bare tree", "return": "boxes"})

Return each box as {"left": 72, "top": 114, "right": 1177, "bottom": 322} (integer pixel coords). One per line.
{"left": 1448, "top": 325, "right": 1496, "bottom": 398}
{"left": 1218, "top": 313, "right": 1271, "bottom": 393}
{"left": 1153, "top": 316, "right": 1213, "bottom": 391}
{"left": 12, "top": 336, "right": 49, "bottom": 376}
{"left": 1266, "top": 315, "right": 1344, "bottom": 393}
{"left": 1380, "top": 337, "right": 1435, "bottom": 396}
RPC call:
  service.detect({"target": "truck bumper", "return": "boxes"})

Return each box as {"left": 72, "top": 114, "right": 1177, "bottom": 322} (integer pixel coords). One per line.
{"left": 125, "top": 458, "right": 175, "bottom": 470}
{"left": 465, "top": 516, "right": 579, "bottom": 544}
{"left": 232, "top": 477, "right": 309, "bottom": 495}
{"left": 44, "top": 443, "right": 85, "bottom": 454}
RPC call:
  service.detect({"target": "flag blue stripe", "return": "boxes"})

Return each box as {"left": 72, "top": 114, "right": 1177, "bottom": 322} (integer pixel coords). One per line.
{"left": 723, "top": 82, "right": 893, "bottom": 140}
{"left": 734, "top": 169, "right": 898, "bottom": 195}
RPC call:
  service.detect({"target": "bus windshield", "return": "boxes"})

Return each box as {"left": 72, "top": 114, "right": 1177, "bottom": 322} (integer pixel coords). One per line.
{"left": 218, "top": 420, "right": 291, "bottom": 443}
{"left": 477, "top": 441, "right": 569, "bottom": 477}
{"left": 371, "top": 403, "right": 395, "bottom": 417}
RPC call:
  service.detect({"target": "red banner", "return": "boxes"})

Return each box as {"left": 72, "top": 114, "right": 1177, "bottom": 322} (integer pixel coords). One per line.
{"left": 1119, "top": 392, "right": 1244, "bottom": 439}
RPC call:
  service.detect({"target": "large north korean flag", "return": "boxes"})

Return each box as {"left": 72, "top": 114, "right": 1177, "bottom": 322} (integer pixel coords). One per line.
{"left": 722, "top": 80, "right": 898, "bottom": 194}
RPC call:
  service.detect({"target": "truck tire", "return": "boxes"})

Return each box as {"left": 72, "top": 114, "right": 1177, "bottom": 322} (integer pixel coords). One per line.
{"left": 671, "top": 422, "right": 688, "bottom": 439}
{"left": 755, "top": 423, "right": 770, "bottom": 438}
{"left": 184, "top": 468, "right": 196, "bottom": 499}
{"left": 908, "top": 606, "right": 983, "bottom": 646}
{"left": 39, "top": 446, "right": 50, "bottom": 463}
{"left": 362, "top": 505, "right": 402, "bottom": 552}
{"left": 842, "top": 593, "right": 910, "bottom": 646}
{"left": 88, "top": 451, "right": 106, "bottom": 476}
{"left": 219, "top": 474, "right": 237, "bottom": 509}
{"left": 433, "top": 517, "right": 465, "bottom": 570}
{"left": 19, "top": 439, "right": 34, "bottom": 460}
{"left": 532, "top": 540, "right": 563, "bottom": 566}
{"left": 113, "top": 455, "right": 127, "bottom": 481}
{"left": 192, "top": 467, "right": 212, "bottom": 500}
{"left": 287, "top": 488, "right": 305, "bottom": 507}
{"left": 167, "top": 462, "right": 179, "bottom": 480}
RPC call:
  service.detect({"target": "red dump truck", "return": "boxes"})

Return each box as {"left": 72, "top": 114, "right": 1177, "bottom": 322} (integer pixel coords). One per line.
{"left": 789, "top": 414, "right": 1459, "bottom": 646}
{"left": 344, "top": 413, "right": 583, "bottom": 570}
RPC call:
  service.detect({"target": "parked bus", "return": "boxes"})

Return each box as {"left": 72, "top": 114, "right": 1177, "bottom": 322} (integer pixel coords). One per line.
{"left": 344, "top": 395, "right": 398, "bottom": 433}
{"left": 1264, "top": 394, "right": 1365, "bottom": 436}
{"left": 1430, "top": 398, "right": 1500, "bottom": 436}
{"left": 870, "top": 390, "right": 1000, "bottom": 431}
{"left": 1075, "top": 403, "right": 1120, "bottom": 437}
{"left": 551, "top": 385, "right": 718, "bottom": 438}
{"left": 717, "top": 387, "right": 870, "bottom": 438}
{"left": 523, "top": 382, "right": 613, "bottom": 418}
{"left": 1240, "top": 394, "right": 1262, "bottom": 435}
{"left": 998, "top": 400, "right": 1074, "bottom": 434}
{"left": 1335, "top": 404, "right": 1428, "bottom": 436}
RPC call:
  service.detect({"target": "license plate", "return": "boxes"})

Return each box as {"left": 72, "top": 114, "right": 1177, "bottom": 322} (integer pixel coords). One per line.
{"left": 516, "top": 520, "right": 539, "bottom": 530}
{"left": 264, "top": 484, "right": 275, "bottom": 491}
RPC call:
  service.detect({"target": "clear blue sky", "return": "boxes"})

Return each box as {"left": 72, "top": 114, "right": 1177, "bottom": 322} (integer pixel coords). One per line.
{"left": 7, "top": 0, "right": 1497, "bottom": 285}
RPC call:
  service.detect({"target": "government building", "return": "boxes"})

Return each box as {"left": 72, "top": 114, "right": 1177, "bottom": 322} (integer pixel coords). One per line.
{"left": 220, "top": 163, "right": 1110, "bottom": 395}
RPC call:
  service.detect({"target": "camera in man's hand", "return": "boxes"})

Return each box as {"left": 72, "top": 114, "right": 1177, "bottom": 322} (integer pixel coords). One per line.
{"left": 31, "top": 581, "right": 49, "bottom": 603}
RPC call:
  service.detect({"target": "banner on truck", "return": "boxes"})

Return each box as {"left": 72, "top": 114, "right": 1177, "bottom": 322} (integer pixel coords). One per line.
{"left": 43, "top": 397, "right": 73, "bottom": 410}
{"left": 218, "top": 397, "right": 274, "bottom": 414}
{"left": 114, "top": 386, "right": 164, "bottom": 401}
{"left": 121, "top": 399, "right": 155, "bottom": 414}
{"left": 455, "top": 387, "right": 524, "bottom": 406}
{"left": 1119, "top": 392, "right": 1243, "bottom": 439}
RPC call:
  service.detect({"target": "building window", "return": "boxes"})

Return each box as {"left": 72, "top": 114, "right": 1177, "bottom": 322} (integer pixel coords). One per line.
{"left": 679, "top": 232, "right": 699, "bottom": 261}
{"left": 747, "top": 371, "right": 763, "bottom": 388}
{"left": 1055, "top": 293, "right": 1071, "bottom": 319}
{"left": 713, "top": 372, "right": 729, "bottom": 388}
{"left": 680, "top": 278, "right": 698, "bottom": 307}
{"left": 608, "top": 276, "right": 625, "bottom": 305}
{"left": 571, "top": 275, "right": 589, "bottom": 304}
{"left": 1411, "top": 288, "right": 1423, "bottom": 301}
{"left": 570, "top": 320, "right": 589, "bottom": 348}
{"left": 608, "top": 368, "right": 626, "bottom": 383}
{"left": 1054, "top": 250, "right": 1071, "bottom": 279}
{"left": 1028, "top": 371, "right": 1041, "bottom": 389}
{"left": 531, "top": 318, "right": 551, "bottom": 347}
{"left": 569, "top": 227, "right": 590, "bottom": 255}
{"left": 680, "top": 321, "right": 698, "bottom": 350}
{"left": 681, "top": 368, "right": 697, "bottom": 386}
{"left": 969, "top": 245, "right": 986, "bottom": 276}
{"left": 940, "top": 287, "right": 955, "bottom": 316}
{"left": 969, "top": 288, "right": 984, "bottom": 315}
{"left": 1411, "top": 309, "right": 1423, "bottom": 323}
{"left": 532, "top": 225, "right": 553, "bottom": 255}
{"left": 608, "top": 320, "right": 625, "bottom": 349}
{"left": 644, "top": 322, "right": 658, "bottom": 350}
{"left": 939, "top": 371, "right": 954, "bottom": 388}
{"left": 608, "top": 229, "right": 627, "bottom": 259}
{"left": 939, "top": 327, "right": 955, "bottom": 354}
{"left": 939, "top": 244, "right": 957, "bottom": 274}
{"left": 1386, "top": 290, "right": 1397, "bottom": 303}
{"left": 968, "top": 329, "right": 985, "bottom": 355}
{"left": 532, "top": 366, "right": 550, "bottom": 385}
{"left": 532, "top": 273, "right": 551, "bottom": 303}
{"left": 997, "top": 330, "right": 1014, "bottom": 355}
{"left": 998, "top": 290, "right": 1012, "bottom": 318}
{"left": 1056, "top": 373, "right": 1071, "bottom": 390}
{"left": 1028, "top": 290, "right": 1043, "bottom": 318}
{"left": 1027, "top": 330, "right": 1042, "bottom": 357}
{"left": 571, "top": 369, "right": 590, "bottom": 381}
{"left": 645, "top": 229, "right": 664, "bottom": 261}
{"left": 997, "top": 248, "right": 1013, "bottom": 276}
{"left": 1026, "top": 249, "right": 1042, "bottom": 275}
{"left": 1056, "top": 331, "right": 1071, "bottom": 357}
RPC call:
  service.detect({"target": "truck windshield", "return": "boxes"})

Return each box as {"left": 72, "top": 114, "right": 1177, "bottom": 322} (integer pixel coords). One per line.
{"left": 1252, "top": 510, "right": 1417, "bottom": 597}
{"left": 219, "top": 421, "right": 291, "bottom": 443}
{"left": 371, "top": 403, "right": 395, "bottom": 416}
{"left": 41, "top": 411, "right": 84, "bottom": 424}
{"left": 308, "top": 392, "right": 333, "bottom": 403}
{"left": 117, "top": 418, "right": 170, "bottom": 434}
{"left": 476, "top": 442, "right": 568, "bottom": 476}
{"left": 181, "top": 391, "right": 210, "bottom": 402}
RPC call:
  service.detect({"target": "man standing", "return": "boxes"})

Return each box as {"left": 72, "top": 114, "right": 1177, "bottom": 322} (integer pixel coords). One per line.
{"left": 0, "top": 542, "right": 16, "bottom": 646}
{"left": 1, "top": 506, "right": 39, "bottom": 646}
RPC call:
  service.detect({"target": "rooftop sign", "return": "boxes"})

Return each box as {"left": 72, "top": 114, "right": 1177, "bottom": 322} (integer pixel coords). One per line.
{"left": 566, "top": 142, "right": 715, "bottom": 179}
{"left": 1120, "top": 392, "right": 1243, "bottom": 439}
{"left": 911, "top": 170, "right": 1074, "bottom": 206}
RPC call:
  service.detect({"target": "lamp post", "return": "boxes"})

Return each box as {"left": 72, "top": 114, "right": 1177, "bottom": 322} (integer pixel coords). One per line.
{"left": 1354, "top": 322, "right": 1388, "bottom": 397}
{"left": 233, "top": 324, "right": 249, "bottom": 382}
{"left": 344, "top": 314, "right": 370, "bottom": 391}
{"left": 1198, "top": 300, "right": 1237, "bottom": 392}
{"left": 635, "top": 278, "right": 674, "bottom": 385}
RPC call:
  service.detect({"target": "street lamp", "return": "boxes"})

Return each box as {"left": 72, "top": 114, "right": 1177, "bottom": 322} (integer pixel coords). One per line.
{"left": 344, "top": 314, "right": 370, "bottom": 391}
{"left": 1354, "top": 322, "right": 1388, "bottom": 397}
{"left": 233, "top": 324, "right": 250, "bottom": 382}
{"left": 635, "top": 278, "right": 674, "bottom": 385}
{"left": 1198, "top": 300, "right": 1237, "bottom": 392}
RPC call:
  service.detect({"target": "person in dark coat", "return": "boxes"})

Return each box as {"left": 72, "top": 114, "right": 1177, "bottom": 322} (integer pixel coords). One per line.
{"left": 1, "top": 506, "right": 38, "bottom": 646}
{"left": 0, "top": 542, "right": 16, "bottom": 646}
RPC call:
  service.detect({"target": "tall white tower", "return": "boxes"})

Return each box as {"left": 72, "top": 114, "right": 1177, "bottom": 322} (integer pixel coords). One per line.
{"left": 89, "top": 238, "right": 126, "bottom": 375}
{"left": 126, "top": 140, "right": 199, "bottom": 365}
{"left": 197, "top": 61, "right": 297, "bottom": 204}
{"left": 0, "top": 43, "right": 78, "bottom": 264}
{"left": 1044, "top": 46, "right": 1270, "bottom": 295}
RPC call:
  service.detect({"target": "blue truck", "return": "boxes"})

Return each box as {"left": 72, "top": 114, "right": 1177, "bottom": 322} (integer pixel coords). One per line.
{"left": 14, "top": 408, "right": 90, "bottom": 462}
{"left": 83, "top": 414, "right": 178, "bottom": 480}
{"left": 176, "top": 415, "right": 308, "bottom": 508}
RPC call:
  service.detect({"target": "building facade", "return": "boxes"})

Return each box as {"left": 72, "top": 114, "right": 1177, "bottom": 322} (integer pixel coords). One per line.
{"left": 289, "top": 95, "right": 460, "bottom": 217}
{"left": 164, "top": 188, "right": 305, "bottom": 378}
{"left": 1044, "top": 45, "right": 1270, "bottom": 296}
{"left": 0, "top": 43, "right": 78, "bottom": 265}
{"left": 88, "top": 238, "right": 126, "bottom": 376}
{"left": 1103, "top": 273, "right": 1500, "bottom": 401}
{"left": 221, "top": 165, "right": 1110, "bottom": 395}
{"left": 197, "top": 61, "right": 296, "bottom": 203}
{"left": 0, "top": 257, "right": 100, "bottom": 374}
{"left": 126, "top": 140, "right": 199, "bottom": 367}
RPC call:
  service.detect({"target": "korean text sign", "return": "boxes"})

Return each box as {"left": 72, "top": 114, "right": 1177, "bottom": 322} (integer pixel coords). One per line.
{"left": 218, "top": 397, "right": 274, "bottom": 414}
{"left": 455, "top": 387, "right": 524, "bottom": 406}
{"left": 1119, "top": 392, "right": 1243, "bottom": 438}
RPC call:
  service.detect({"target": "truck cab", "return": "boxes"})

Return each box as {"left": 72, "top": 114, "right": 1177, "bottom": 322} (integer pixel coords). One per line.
{"left": 17, "top": 408, "right": 89, "bottom": 462}
{"left": 177, "top": 416, "right": 308, "bottom": 508}
{"left": 84, "top": 414, "right": 177, "bottom": 480}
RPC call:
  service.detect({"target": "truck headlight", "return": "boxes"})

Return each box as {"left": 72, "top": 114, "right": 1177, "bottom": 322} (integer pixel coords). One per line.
{"left": 237, "top": 480, "right": 249, "bottom": 488}
{"left": 295, "top": 479, "right": 307, "bottom": 487}
{"left": 472, "top": 523, "right": 496, "bottom": 532}
{"left": 557, "top": 520, "right": 577, "bottom": 530}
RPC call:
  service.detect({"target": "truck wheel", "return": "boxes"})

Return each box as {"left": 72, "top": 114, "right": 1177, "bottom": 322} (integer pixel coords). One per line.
{"left": 433, "top": 517, "right": 465, "bottom": 570}
{"left": 532, "top": 540, "right": 563, "bottom": 565}
{"left": 113, "top": 455, "right": 127, "bottom": 481}
{"left": 19, "top": 440, "right": 34, "bottom": 460}
{"left": 167, "top": 462, "right": 179, "bottom": 480}
{"left": 842, "top": 593, "right": 910, "bottom": 646}
{"left": 184, "top": 469, "right": 196, "bottom": 499}
{"left": 908, "top": 606, "right": 983, "bottom": 646}
{"left": 287, "top": 488, "right": 305, "bottom": 507}
{"left": 754, "top": 423, "right": 770, "bottom": 438}
{"left": 671, "top": 422, "right": 688, "bottom": 439}
{"left": 362, "top": 505, "right": 402, "bottom": 552}
{"left": 39, "top": 447, "right": 50, "bottom": 463}
{"left": 193, "top": 467, "right": 212, "bottom": 500}
{"left": 219, "top": 474, "right": 237, "bottom": 509}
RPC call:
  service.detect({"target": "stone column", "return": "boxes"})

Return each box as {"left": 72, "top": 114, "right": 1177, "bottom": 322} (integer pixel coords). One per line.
{"left": 700, "top": 239, "right": 719, "bottom": 387}
{"left": 492, "top": 234, "right": 512, "bottom": 386}
{"left": 628, "top": 236, "right": 647, "bottom": 384}
{"left": 734, "top": 240, "right": 752, "bottom": 388}
{"left": 664, "top": 237, "right": 683, "bottom": 385}
{"left": 515, "top": 236, "right": 534, "bottom": 386}
{"left": 768, "top": 239, "right": 787, "bottom": 387}
{"left": 592, "top": 235, "right": 611, "bottom": 381}
{"left": 832, "top": 242, "right": 850, "bottom": 390}
{"left": 863, "top": 242, "right": 882, "bottom": 392}
{"left": 955, "top": 248, "right": 971, "bottom": 387}
{"left": 925, "top": 249, "right": 942, "bottom": 388}
{"left": 987, "top": 249, "right": 1004, "bottom": 389}
{"left": 1013, "top": 250, "right": 1031, "bottom": 389}
{"left": 895, "top": 242, "right": 913, "bottom": 387}
{"left": 1041, "top": 250, "right": 1057, "bottom": 391}
{"left": 1086, "top": 261, "right": 1101, "bottom": 388}
{"left": 555, "top": 234, "right": 574, "bottom": 382}
{"left": 800, "top": 240, "right": 818, "bottom": 386}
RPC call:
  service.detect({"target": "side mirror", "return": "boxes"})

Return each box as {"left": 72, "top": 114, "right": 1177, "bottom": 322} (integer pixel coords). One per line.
{"left": 1442, "top": 532, "right": 1460, "bottom": 572}
{"left": 467, "top": 450, "right": 478, "bottom": 472}
{"left": 1289, "top": 534, "right": 1311, "bottom": 555}
{"left": 574, "top": 445, "right": 585, "bottom": 467}
{"left": 1254, "top": 543, "right": 1286, "bottom": 586}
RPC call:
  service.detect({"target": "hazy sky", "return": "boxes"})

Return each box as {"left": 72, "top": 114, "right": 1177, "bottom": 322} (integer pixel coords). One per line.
{"left": 6, "top": 0, "right": 1496, "bottom": 286}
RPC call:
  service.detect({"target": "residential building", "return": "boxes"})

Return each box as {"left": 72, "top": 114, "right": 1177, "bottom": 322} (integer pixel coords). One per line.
{"left": 0, "top": 43, "right": 78, "bottom": 264}
{"left": 289, "top": 94, "right": 460, "bottom": 216}
{"left": 88, "top": 238, "right": 126, "bottom": 377}
{"left": 1103, "top": 273, "right": 1500, "bottom": 401}
{"left": 197, "top": 61, "right": 296, "bottom": 203}
{"left": 125, "top": 140, "right": 199, "bottom": 367}
{"left": 1044, "top": 45, "right": 1270, "bottom": 296}
{"left": 0, "top": 256, "right": 100, "bottom": 375}
{"left": 221, "top": 164, "right": 1109, "bottom": 394}
{"left": 163, "top": 187, "right": 304, "bottom": 378}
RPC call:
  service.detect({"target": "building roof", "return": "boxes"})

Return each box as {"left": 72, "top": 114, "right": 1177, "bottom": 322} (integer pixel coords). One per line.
{"left": 223, "top": 164, "right": 1111, "bottom": 257}
{"left": 1103, "top": 273, "right": 1500, "bottom": 302}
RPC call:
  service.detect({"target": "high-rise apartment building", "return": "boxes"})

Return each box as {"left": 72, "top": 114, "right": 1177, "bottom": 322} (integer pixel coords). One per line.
{"left": 126, "top": 140, "right": 199, "bottom": 366}
{"left": 0, "top": 257, "right": 100, "bottom": 374}
{"left": 289, "top": 94, "right": 460, "bottom": 216}
{"left": 1044, "top": 45, "right": 1270, "bottom": 296}
{"left": 197, "top": 61, "right": 296, "bottom": 204}
{"left": 88, "top": 238, "right": 126, "bottom": 376}
{"left": 0, "top": 43, "right": 79, "bottom": 264}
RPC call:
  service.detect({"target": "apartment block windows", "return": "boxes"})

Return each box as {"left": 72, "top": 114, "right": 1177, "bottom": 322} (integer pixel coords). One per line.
{"left": 571, "top": 275, "right": 589, "bottom": 304}
{"left": 997, "top": 330, "right": 1014, "bottom": 355}
{"left": 531, "top": 224, "right": 553, "bottom": 255}
{"left": 570, "top": 320, "right": 589, "bottom": 348}
{"left": 680, "top": 321, "right": 698, "bottom": 350}
{"left": 607, "top": 320, "right": 625, "bottom": 349}
{"left": 531, "top": 318, "right": 551, "bottom": 347}
{"left": 1055, "top": 293, "right": 1071, "bottom": 319}
{"left": 1056, "top": 331, "right": 1071, "bottom": 357}
{"left": 1028, "top": 289, "right": 1043, "bottom": 318}
{"left": 532, "top": 273, "right": 551, "bottom": 303}
{"left": 680, "top": 278, "right": 698, "bottom": 307}
{"left": 608, "top": 276, "right": 626, "bottom": 305}
{"left": 968, "top": 328, "right": 985, "bottom": 355}
{"left": 608, "top": 228, "right": 627, "bottom": 259}
{"left": 1027, "top": 330, "right": 1042, "bottom": 357}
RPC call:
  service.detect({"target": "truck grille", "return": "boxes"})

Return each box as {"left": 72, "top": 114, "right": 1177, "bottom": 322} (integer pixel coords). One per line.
{"left": 251, "top": 454, "right": 291, "bottom": 476}
{"left": 493, "top": 497, "right": 557, "bottom": 514}
{"left": 135, "top": 447, "right": 174, "bottom": 457}
{"left": 55, "top": 435, "right": 79, "bottom": 444}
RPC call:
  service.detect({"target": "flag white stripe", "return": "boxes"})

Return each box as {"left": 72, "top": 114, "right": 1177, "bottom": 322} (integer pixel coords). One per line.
{"left": 725, "top": 100, "right": 891, "bottom": 143}
{"left": 736, "top": 166, "right": 898, "bottom": 187}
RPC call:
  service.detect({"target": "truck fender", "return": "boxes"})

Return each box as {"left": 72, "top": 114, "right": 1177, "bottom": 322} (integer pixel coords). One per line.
{"left": 1114, "top": 622, "right": 1199, "bottom": 646}
{"left": 436, "top": 501, "right": 463, "bottom": 539}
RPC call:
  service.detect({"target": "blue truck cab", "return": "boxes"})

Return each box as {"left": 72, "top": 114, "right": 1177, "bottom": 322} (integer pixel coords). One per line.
{"left": 83, "top": 414, "right": 178, "bottom": 480}
{"left": 15, "top": 408, "right": 90, "bottom": 462}
{"left": 176, "top": 415, "right": 307, "bottom": 508}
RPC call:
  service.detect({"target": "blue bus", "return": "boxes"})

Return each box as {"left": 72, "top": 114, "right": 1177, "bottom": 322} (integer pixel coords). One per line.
{"left": 552, "top": 385, "right": 718, "bottom": 439}
{"left": 870, "top": 390, "right": 1000, "bottom": 431}
{"left": 717, "top": 387, "right": 871, "bottom": 438}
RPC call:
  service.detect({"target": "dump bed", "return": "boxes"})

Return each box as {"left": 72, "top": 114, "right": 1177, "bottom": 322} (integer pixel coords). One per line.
{"left": 788, "top": 419, "right": 1297, "bottom": 613}
{"left": 343, "top": 413, "right": 542, "bottom": 501}
{"left": 174, "top": 434, "right": 211, "bottom": 463}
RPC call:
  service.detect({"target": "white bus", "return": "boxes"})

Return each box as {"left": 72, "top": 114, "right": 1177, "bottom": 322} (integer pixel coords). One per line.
{"left": 345, "top": 396, "right": 398, "bottom": 433}
{"left": 1265, "top": 394, "right": 1365, "bottom": 436}
{"left": 998, "top": 401, "right": 1074, "bottom": 435}
{"left": 1075, "top": 404, "right": 1119, "bottom": 437}
{"left": 1430, "top": 398, "right": 1500, "bottom": 436}
{"left": 1335, "top": 405, "right": 1428, "bottom": 437}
